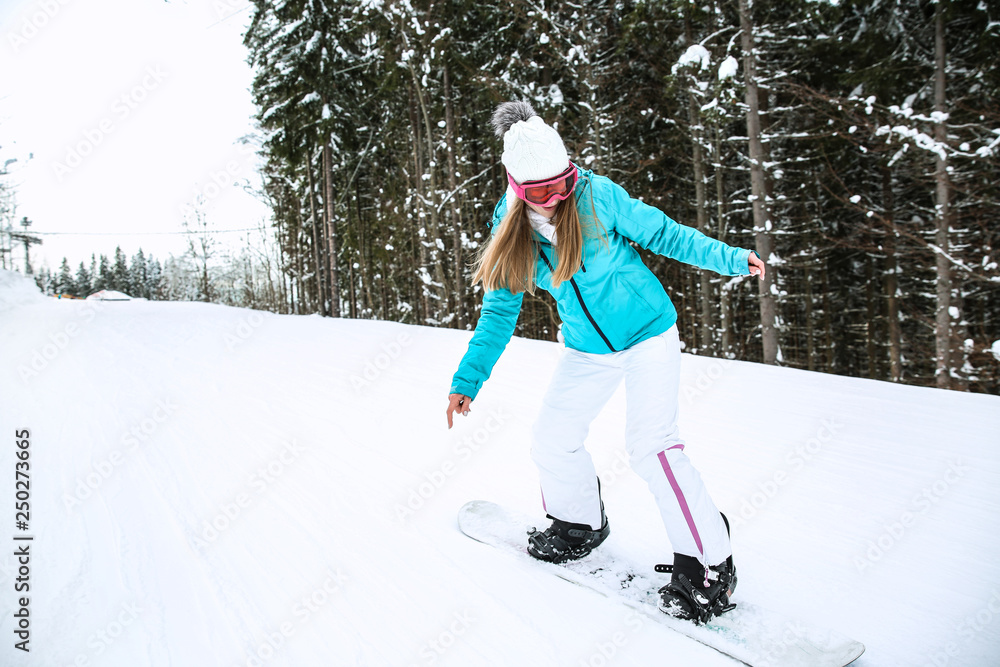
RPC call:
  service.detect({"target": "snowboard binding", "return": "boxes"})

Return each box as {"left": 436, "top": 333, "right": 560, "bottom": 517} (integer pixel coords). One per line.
{"left": 527, "top": 479, "right": 610, "bottom": 564}
{"left": 526, "top": 515, "right": 610, "bottom": 564}
{"left": 656, "top": 555, "right": 736, "bottom": 624}
{"left": 657, "top": 513, "right": 737, "bottom": 625}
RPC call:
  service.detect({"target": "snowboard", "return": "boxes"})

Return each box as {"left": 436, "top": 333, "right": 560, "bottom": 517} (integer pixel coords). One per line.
{"left": 458, "top": 500, "right": 865, "bottom": 667}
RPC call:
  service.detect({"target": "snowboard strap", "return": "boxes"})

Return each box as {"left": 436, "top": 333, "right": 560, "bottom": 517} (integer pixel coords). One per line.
{"left": 656, "top": 564, "right": 734, "bottom": 625}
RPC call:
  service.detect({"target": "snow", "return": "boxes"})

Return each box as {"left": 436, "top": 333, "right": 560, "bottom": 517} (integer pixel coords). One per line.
{"left": 976, "top": 130, "right": 1000, "bottom": 158}
{"left": 718, "top": 56, "right": 739, "bottom": 80}
{"left": 991, "top": 340, "right": 1000, "bottom": 362}
{"left": 877, "top": 124, "right": 948, "bottom": 161}
{"left": 2, "top": 269, "right": 1000, "bottom": 666}
{"left": 548, "top": 83, "right": 564, "bottom": 105}
{"left": 676, "top": 44, "right": 711, "bottom": 72}
{"left": 0, "top": 269, "right": 46, "bottom": 313}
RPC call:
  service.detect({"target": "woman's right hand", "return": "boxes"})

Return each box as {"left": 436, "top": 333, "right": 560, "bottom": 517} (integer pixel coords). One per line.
{"left": 446, "top": 393, "right": 473, "bottom": 429}
{"left": 749, "top": 250, "right": 767, "bottom": 280}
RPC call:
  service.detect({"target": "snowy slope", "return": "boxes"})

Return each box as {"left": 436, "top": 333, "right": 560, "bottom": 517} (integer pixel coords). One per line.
{"left": 0, "top": 270, "right": 46, "bottom": 313}
{"left": 1, "top": 269, "right": 998, "bottom": 667}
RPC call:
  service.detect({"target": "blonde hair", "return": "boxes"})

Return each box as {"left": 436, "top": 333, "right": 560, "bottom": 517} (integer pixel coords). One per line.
{"left": 472, "top": 179, "right": 606, "bottom": 294}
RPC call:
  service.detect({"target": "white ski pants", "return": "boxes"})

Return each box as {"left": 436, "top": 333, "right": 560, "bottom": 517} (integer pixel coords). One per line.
{"left": 531, "top": 325, "right": 731, "bottom": 566}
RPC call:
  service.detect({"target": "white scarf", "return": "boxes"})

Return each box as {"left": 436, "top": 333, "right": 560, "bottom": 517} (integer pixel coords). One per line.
{"left": 527, "top": 209, "right": 558, "bottom": 244}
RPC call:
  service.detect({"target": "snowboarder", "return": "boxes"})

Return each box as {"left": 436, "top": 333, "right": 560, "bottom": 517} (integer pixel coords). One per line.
{"left": 445, "top": 101, "right": 766, "bottom": 623}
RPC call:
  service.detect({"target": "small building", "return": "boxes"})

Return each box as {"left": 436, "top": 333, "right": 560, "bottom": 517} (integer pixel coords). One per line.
{"left": 85, "top": 290, "right": 133, "bottom": 301}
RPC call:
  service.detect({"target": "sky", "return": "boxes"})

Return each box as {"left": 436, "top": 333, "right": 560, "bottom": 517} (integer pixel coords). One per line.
{"left": 0, "top": 0, "right": 271, "bottom": 274}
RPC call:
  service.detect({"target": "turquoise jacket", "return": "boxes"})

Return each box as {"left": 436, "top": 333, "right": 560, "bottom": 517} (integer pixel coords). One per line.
{"left": 450, "top": 167, "right": 752, "bottom": 399}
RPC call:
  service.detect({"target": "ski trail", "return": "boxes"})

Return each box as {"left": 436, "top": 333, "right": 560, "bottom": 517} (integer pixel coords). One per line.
{"left": 2, "top": 280, "right": 998, "bottom": 666}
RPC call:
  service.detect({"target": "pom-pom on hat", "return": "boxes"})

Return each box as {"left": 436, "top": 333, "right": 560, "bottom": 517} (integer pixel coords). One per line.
{"left": 491, "top": 101, "right": 570, "bottom": 184}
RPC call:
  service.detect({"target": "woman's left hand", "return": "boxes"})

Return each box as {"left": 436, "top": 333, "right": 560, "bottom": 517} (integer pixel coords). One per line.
{"left": 749, "top": 252, "right": 766, "bottom": 280}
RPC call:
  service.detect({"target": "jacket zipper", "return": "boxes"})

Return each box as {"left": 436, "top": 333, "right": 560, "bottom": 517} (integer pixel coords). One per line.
{"left": 538, "top": 247, "right": 615, "bottom": 352}
{"left": 538, "top": 238, "right": 586, "bottom": 273}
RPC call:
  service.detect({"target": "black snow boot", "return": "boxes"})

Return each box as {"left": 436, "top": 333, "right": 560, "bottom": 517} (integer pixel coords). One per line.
{"left": 657, "top": 513, "right": 737, "bottom": 624}
{"left": 527, "top": 481, "right": 610, "bottom": 564}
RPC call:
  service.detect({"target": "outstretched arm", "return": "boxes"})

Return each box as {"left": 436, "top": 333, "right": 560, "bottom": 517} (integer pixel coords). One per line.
{"left": 599, "top": 178, "right": 754, "bottom": 277}
{"left": 446, "top": 286, "right": 524, "bottom": 427}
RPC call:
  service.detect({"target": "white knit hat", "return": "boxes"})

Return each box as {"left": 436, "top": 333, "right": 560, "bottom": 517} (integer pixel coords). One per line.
{"left": 492, "top": 101, "right": 570, "bottom": 184}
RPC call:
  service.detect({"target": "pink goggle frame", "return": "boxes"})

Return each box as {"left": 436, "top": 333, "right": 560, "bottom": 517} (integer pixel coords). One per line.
{"left": 508, "top": 163, "right": 578, "bottom": 207}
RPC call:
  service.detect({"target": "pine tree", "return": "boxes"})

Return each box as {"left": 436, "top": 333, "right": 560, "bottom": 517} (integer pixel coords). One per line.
{"left": 54, "top": 258, "right": 73, "bottom": 296}
{"left": 111, "top": 246, "right": 129, "bottom": 293}
{"left": 74, "top": 261, "right": 92, "bottom": 298}
{"left": 129, "top": 249, "right": 148, "bottom": 299}
{"left": 146, "top": 255, "right": 163, "bottom": 299}
{"left": 232, "top": 0, "right": 998, "bottom": 393}
{"left": 95, "top": 255, "right": 110, "bottom": 292}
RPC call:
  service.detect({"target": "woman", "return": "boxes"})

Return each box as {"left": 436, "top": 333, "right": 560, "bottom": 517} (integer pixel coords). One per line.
{"left": 445, "top": 101, "right": 766, "bottom": 624}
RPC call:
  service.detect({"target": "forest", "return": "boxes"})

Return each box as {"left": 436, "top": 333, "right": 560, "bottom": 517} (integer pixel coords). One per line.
{"left": 31, "top": 0, "right": 1000, "bottom": 393}
{"left": 32, "top": 238, "right": 285, "bottom": 308}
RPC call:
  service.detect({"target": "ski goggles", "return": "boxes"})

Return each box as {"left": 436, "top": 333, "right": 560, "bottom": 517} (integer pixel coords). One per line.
{"left": 508, "top": 163, "right": 578, "bottom": 207}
